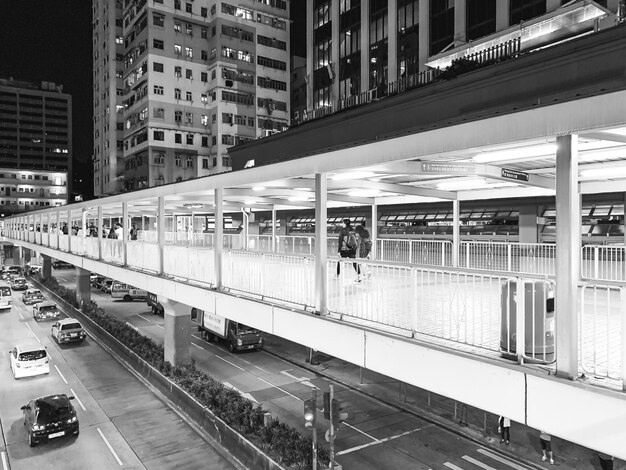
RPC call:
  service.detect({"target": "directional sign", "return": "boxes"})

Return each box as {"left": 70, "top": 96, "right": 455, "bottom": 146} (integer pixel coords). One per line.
{"left": 421, "top": 162, "right": 476, "bottom": 175}
{"left": 501, "top": 168, "right": 529, "bottom": 182}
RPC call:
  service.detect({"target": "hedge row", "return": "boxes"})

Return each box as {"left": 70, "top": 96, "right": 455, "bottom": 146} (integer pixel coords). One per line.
{"left": 37, "top": 275, "right": 329, "bottom": 469}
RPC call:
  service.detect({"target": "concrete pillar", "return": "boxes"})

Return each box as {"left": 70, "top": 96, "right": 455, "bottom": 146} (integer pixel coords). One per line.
{"left": 15, "top": 246, "right": 23, "bottom": 268}
{"left": 215, "top": 188, "right": 224, "bottom": 288}
{"left": 371, "top": 205, "right": 378, "bottom": 260}
{"left": 418, "top": 0, "right": 431, "bottom": 71}
{"left": 122, "top": 202, "right": 128, "bottom": 265}
{"left": 56, "top": 211, "right": 60, "bottom": 249}
{"left": 496, "top": 0, "right": 510, "bottom": 30}
{"left": 519, "top": 205, "right": 539, "bottom": 244}
{"left": 158, "top": 197, "right": 165, "bottom": 275}
{"left": 315, "top": 173, "right": 328, "bottom": 315}
{"left": 330, "top": 0, "right": 340, "bottom": 102}
{"left": 42, "top": 254, "right": 52, "bottom": 280}
{"left": 75, "top": 267, "right": 91, "bottom": 306}
{"left": 161, "top": 297, "right": 192, "bottom": 366}
{"left": 454, "top": 0, "right": 467, "bottom": 45}
{"left": 361, "top": 0, "right": 370, "bottom": 91}
{"left": 67, "top": 208, "right": 72, "bottom": 252}
{"left": 271, "top": 205, "right": 277, "bottom": 252}
{"left": 388, "top": 0, "right": 398, "bottom": 85}
{"left": 306, "top": 0, "right": 314, "bottom": 111}
{"left": 452, "top": 200, "right": 460, "bottom": 267}
{"left": 555, "top": 134, "right": 580, "bottom": 381}
{"left": 97, "top": 205, "right": 104, "bottom": 260}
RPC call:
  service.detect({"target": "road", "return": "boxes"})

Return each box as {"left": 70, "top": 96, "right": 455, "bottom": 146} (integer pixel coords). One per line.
{"left": 0, "top": 277, "right": 240, "bottom": 470}
{"left": 52, "top": 270, "right": 544, "bottom": 470}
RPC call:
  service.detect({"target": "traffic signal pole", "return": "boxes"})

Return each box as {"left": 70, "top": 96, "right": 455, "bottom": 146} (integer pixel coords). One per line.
{"left": 312, "top": 388, "right": 318, "bottom": 470}
{"left": 329, "top": 384, "right": 335, "bottom": 469}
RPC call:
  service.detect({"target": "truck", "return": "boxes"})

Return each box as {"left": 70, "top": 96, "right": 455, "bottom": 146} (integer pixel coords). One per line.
{"left": 147, "top": 292, "right": 164, "bottom": 315}
{"left": 194, "top": 308, "right": 264, "bottom": 353}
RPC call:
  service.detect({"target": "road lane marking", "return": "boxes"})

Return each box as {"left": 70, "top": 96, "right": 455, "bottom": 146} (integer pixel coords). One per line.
{"left": 1, "top": 451, "right": 8, "bottom": 470}
{"left": 223, "top": 382, "right": 258, "bottom": 403}
{"left": 341, "top": 422, "right": 378, "bottom": 441}
{"left": 444, "top": 463, "right": 464, "bottom": 470}
{"left": 17, "top": 311, "right": 24, "bottom": 320}
{"left": 69, "top": 388, "right": 86, "bottom": 411}
{"left": 54, "top": 365, "right": 68, "bottom": 384}
{"left": 476, "top": 449, "right": 529, "bottom": 470}
{"left": 214, "top": 355, "right": 245, "bottom": 371}
{"left": 192, "top": 343, "right": 204, "bottom": 350}
{"left": 281, "top": 370, "right": 316, "bottom": 388}
{"left": 257, "top": 377, "right": 301, "bottom": 401}
{"left": 336, "top": 428, "right": 421, "bottom": 456}
{"left": 462, "top": 456, "right": 497, "bottom": 470}
{"left": 24, "top": 322, "right": 40, "bottom": 342}
{"left": 97, "top": 428, "right": 123, "bottom": 466}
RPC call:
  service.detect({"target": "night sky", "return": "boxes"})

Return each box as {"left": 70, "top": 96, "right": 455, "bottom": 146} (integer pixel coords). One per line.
{"left": 0, "top": 1, "right": 305, "bottom": 201}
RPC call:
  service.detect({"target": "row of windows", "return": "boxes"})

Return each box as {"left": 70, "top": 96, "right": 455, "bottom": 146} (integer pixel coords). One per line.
{"left": 222, "top": 2, "right": 287, "bottom": 30}
{"left": 0, "top": 173, "right": 50, "bottom": 181}
{"left": 152, "top": 62, "right": 208, "bottom": 82}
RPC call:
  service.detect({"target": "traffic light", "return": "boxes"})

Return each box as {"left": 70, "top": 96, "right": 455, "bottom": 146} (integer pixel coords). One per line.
{"left": 331, "top": 399, "right": 348, "bottom": 428}
{"left": 304, "top": 398, "right": 316, "bottom": 430}
{"left": 323, "top": 392, "right": 331, "bottom": 420}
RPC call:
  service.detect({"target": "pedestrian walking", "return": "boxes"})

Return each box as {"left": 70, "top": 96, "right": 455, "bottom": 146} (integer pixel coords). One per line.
{"left": 130, "top": 224, "right": 138, "bottom": 241}
{"left": 497, "top": 416, "right": 510, "bottom": 445}
{"left": 598, "top": 452, "right": 614, "bottom": 470}
{"left": 539, "top": 431, "right": 554, "bottom": 465}
{"left": 355, "top": 223, "right": 372, "bottom": 279}
{"left": 336, "top": 219, "right": 360, "bottom": 279}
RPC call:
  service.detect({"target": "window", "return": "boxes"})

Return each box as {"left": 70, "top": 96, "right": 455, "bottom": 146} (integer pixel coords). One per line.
{"left": 154, "top": 108, "right": 165, "bottom": 118}
{"left": 174, "top": 0, "right": 181, "bottom": 10}
{"left": 201, "top": 72, "right": 208, "bottom": 82}
{"left": 153, "top": 13, "right": 164, "bottom": 27}
{"left": 153, "top": 130, "right": 164, "bottom": 141}
{"left": 175, "top": 110, "right": 182, "bottom": 123}
{"left": 116, "top": 35, "right": 124, "bottom": 44}
{"left": 175, "top": 88, "right": 181, "bottom": 99}
{"left": 186, "top": 112, "right": 193, "bottom": 124}
{"left": 202, "top": 136, "right": 209, "bottom": 147}
{"left": 201, "top": 93, "right": 208, "bottom": 104}
{"left": 153, "top": 85, "right": 164, "bottom": 95}
{"left": 202, "top": 158, "right": 209, "bottom": 168}
{"left": 175, "top": 133, "right": 182, "bottom": 144}
{"left": 201, "top": 50, "right": 208, "bottom": 61}
{"left": 174, "top": 44, "right": 182, "bottom": 55}
{"left": 186, "top": 155, "right": 194, "bottom": 167}
{"left": 186, "top": 134, "right": 194, "bottom": 145}
{"left": 153, "top": 153, "right": 165, "bottom": 164}
{"left": 186, "top": 47, "right": 193, "bottom": 58}
{"left": 174, "top": 22, "right": 182, "bottom": 33}
{"left": 186, "top": 69, "right": 193, "bottom": 79}
{"left": 201, "top": 7, "right": 207, "bottom": 17}
{"left": 153, "top": 39, "right": 164, "bottom": 49}
{"left": 186, "top": 2, "right": 192, "bottom": 13}
{"left": 211, "top": 70, "right": 216, "bottom": 79}
{"left": 201, "top": 27, "right": 207, "bottom": 38}
{"left": 212, "top": 136, "right": 217, "bottom": 145}
{"left": 221, "top": 134, "right": 234, "bottom": 145}
{"left": 257, "top": 56, "right": 287, "bottom": 70}
{"left": 174, "top": 66, "right": 182, "bottom": 77}
{"left": 175, "top": 155, "right": 182, "bottom": 166}
{"left": 153, "top": 62, "right": 164, "bottom": 72}
{"left": 186, "top": 91, "right": 192, "bottom": 101}
{"left": 186, "top": 23, "right": 193, "bottom": 35}
{"left": 201, "top": 115, "right": 208, "bottom": 125}
{"left": 223, "top": 156, "right": 231, "bottom": 167}
{"left": 212, "top": 113, "right": 217, "bottom": 123}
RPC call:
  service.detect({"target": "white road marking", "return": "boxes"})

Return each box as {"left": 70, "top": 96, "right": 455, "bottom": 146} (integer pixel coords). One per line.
{"left": 223, "top": 382, "right": 258, "bottom": 403}
{"left": 155, "top": 324, "right": 164, "bottom": 329}
{"left": 1, "top": 451, "right": 9, "bottom": 470}
{"left": 444, "top": 463, "right": 464, "bottom": 470}
{"left": 252, "top": 364, "right": 268, "bottom": 373}
{"left": 17, "top": 311, "right": 24, "bottom": 320}
{"left": 256, "top": 377, "right": 302, "bottom": 401}
{"left": 341, "top": 421, "right": 378, "bottom": 440}
{"left": 137, "top": 314, "right": 154, "bottom": 323}
{"left": 24, "top": 322, "right": 40, "bottom": 342}
{"left": 192, "top": 343, "right": 204, "bottom": 350}
{"left": 476, "top": 448, "right": 530, "bottom": 470}
{"left": 281, "top": 370, "right": 317, "bottom": 388}
{"left": 336, "top": 428, "right": 421, "bottom": 456}
{"left": 97, "top": 428, "right": 123, "bottom": 466}
{"left": 462, "top": 455, "right": 497, "bottom": 470}
{"left": 69, "top": 388, "right": 86, "bottom": 411}
{"left": 192, "top": 334, "right": 203, "bottom": 340}
{"left": 54, "top": 365, "right": 68, "bottom": 384}
{"left": 215, "top": 355, "right": 245, "bottom": 371}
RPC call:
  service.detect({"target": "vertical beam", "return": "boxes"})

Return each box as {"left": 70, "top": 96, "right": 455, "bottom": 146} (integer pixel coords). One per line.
{"left": 371, "top": 204, "right": 378, "bottom": 260}
{"left": 75, "top": 266, "right": 91, "bottom": 307}
{"left": 360, "top": 0, "right": 370, "bottom": 91}
{"left": 97, "top": 205, "right": 104, "bottom": 261}
{"left": 555, "top": 134, "right": 580, "bottom": 380}
{"left": 215, "top": 188, "right": 224, "bottom": 289}
{"left": 161, "top": 297, "right": 192, "bottom": 366}
{"left": 158, "top": 196, "right": 165, "bottom": 275}
{"left": 452, "top": 200, "right": 460, "bottom": 267}
{"left": 418, "top": 0, "right": 431, "bottom": 71}
{"left": 67, "top": 208, "right": 72, "bottom": 252}
{"left": 271, "top": 205, "right": 277, "bottom": 252}
{"left": 315, "top": 173, "right": 328, "bottom": 315}
{"left": 388, "top": 0, "right": 398, "bottom": 85}
{"left": 330, "top": 0, "right": 340, "bottom": 102}
{"left": 122, "top": 202, "right": 128, "bottom": 265}
{"left": 56, "top": 211, "right": 60, "bottom": 249}
{"left": 496, "top": 0, "right": 510, "bottom": 30}
{"left": 42, "top": 254, "right": 52, "bottom": 281}
{"left": 454, "top": 0, "right": 467, "bottom": 46}
{"left": 519, "top": 205, "right": 539, "bottom": 244}
{"left": 306, "top": 0, "right": 314, "bottom": 111}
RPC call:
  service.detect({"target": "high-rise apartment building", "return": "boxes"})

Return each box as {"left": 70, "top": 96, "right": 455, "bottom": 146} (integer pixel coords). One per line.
{"left": 306, "top": 0, "right": 618, "bottom": 111}
{"left": 93, "top": 0, "right": 290, "bottom": 195}
{"left": 0, "top": 78, "right": 72, "bottom": 176}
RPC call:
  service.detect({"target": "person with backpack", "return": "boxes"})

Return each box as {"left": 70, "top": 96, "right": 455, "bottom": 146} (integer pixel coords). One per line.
{"left": 355, "top": 223, "right": 372, "bottom": 279}
{"left": 337, "top": 219, "right": 360, "bottom": 278}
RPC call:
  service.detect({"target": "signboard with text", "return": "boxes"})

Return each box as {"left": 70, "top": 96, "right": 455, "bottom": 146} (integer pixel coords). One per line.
{"left": 501, "top": 168, "right": 529, "bottom": 182}
{"left": 421, "top": 162, "right": 476, "bottom": 175}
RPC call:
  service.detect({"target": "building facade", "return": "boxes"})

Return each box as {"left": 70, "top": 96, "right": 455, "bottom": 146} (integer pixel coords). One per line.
{"left": 306, "top": 0, "right": 619, "bottom": 111}
{"left": 0, "top": 78, "right": 72, "bottom": 179}
{"left": 0, "top": 168, "right": 68, "bottom": 217}
{"left": 93, "top": 0, "right": 290, "bottom": 195}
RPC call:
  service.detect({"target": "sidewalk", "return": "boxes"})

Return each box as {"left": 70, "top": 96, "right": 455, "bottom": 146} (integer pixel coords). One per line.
{"left": 263, "top": 335, "right": 623, "bottom": 470}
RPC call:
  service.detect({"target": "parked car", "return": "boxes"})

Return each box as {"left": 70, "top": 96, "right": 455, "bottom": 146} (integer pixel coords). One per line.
{"left": 22, "top": 289, "right": 45, "bottom": 305}
{"left": 111, "top": 282, "right": 147, "bottom": 301}
{"left": 100, "top": 279, "right": 113, "bottom": 293}
{"left": 52, "top": 260, "right": 73, "bottom": 269}
{"left": 20, "top": 394, "right": 79, "bottom": 446}
{"left": 27, "top": 265, "right": 42, "bottom": 276}
{"left": 51, "top": 319, "right": 86, "bottom": 344}
{"left": 3, "top": 265, "right": 23, "bottom": 279}
{"left": 91, "top": 275, "right": 105, "bottom": 288}
{"left": 9, "top": 343, "right": 49, "bottom": 379}
{"left": 10, "top": 277, "right": 28, "bottom": 291}
{"left": 33, "top": 302, "right": 61, "bottom": 322}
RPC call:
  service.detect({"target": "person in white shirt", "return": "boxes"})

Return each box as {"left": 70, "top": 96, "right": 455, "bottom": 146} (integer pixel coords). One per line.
{"left": 498, "top": 416, "right": 510, "bottom": 445}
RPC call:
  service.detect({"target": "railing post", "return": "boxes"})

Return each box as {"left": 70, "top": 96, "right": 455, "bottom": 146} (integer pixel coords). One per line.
{"left": 157, "top": 197, "right": 165, "bottom": 275}
{"left": 507, "top": 244, "right": 512, "bottom": 272}
{"left": 515, "top": 278, "right": 526, "bottom": 364}
{"left": 465, "top": 242, "right": 470, "bottom": 268}
{"left": 622, "top": 286, "right": 626, "bottom": 391}
{"left": 594, "top": 245, "right": 599, "bottom": 279}
{"left": 215, "top": 188, "right": 224, "bottom": 289}
{"left": 408, "top": 241, "right": 413, "bottom": 264}
{"left": 97, "top": 205, "right": 103, "bottom": 261}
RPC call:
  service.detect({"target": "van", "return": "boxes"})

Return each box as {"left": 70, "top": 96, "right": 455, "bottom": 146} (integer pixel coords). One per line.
{"left": 0, "top": 281, "right": 13, "bottom": 311}
{"left": 9, "top": 343, "right": 50, "bottom": 379}
{"left": 111, "top": 282, "right": 147, "bottom": 301}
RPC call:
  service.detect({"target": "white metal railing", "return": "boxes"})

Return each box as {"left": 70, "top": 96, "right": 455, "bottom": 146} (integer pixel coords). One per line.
{"left": 579, "top": 283, "right": 625, "bottom": 384}
{"left": 276, "top": 235, "right": 315, "bottom": 254}
{"left": 376, "top": 239, "right": 452, "bottom": 267}
{"left": 163, "top": 245, "right": 216, "bottom": 286}
{"left": 28, "top": 232, "right": 35, "bottom": 243}
{"left": 59, "top": 234, "right": 69, "bottom": 252}
{"left": 35, "top": 232, "right": 41, "bottom": 244}
{"left": 41, "top": 233, "right": 49, "bottom": 246}
{"left": 245, "top": 234, "right": 274, "bottom": 252}
{"left": 127, "top": 242, "right": 161, "bottom": 273}
{"left": 70, "top": 235, "right": 85, "bottom": 255}
{"left": 101, "top": 239, "right": 123, "bottom": 264}
{"left": 85, "top": 237, "right": 99, "bottom": 259}
{"left": 582, "top": 245, "right": 626, "bottom": 282}
{"left": 459, "top": 241, "right": 556, "bottom": 275}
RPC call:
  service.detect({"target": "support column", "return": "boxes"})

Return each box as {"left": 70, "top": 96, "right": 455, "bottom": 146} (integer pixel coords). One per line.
{"left": 454, "top": 0, "right": 467, "bottom": 46}
{"left": 215, "top": 188, "right": 224, "bottom": 289}
{"left": 360, "top": 0, "right": 370, "bottom": 91}
{"left": 158, "top": 197, "right": 165, "bottom": 275}
{"left": 330, "top": 0, "right": 340, "bottom": 102}
{"left": 67, "top": 209, "right": 72, "bottom": 252}
{"left": 161, "top": 297, "right": 192, "bottom": 366}
{"left": 306, "top": 0, "right": 314, "bottom": 111}
{"left": 496, "top": 0, "right": 510, "bottom": 30}
{"left": 371, "top": 205, "right": 378, "bottom": 260}
{"left": 315, "top": 173, "right": 328, "bottom": 315}
{"left": 388, "top": 0, "right": 398, "bottom": 85}
{"left": 42, "top": 254, "right": 52, "bottom": 280}
{"left": 97, "top": 205, "right": 104, "bottom": 260}
{"left": 418, "top": 0, "right": 431, "bottom": 72}
{"left": 56, "top": 211, "right": 60, "bottom": 249}
{"left": 452, "top": 200, "right": 460, "bottom": 267}
{"left": 271, "top": 205, "right": 277, "bottom": 252}
{"left": 555, "top": 134, "right": 580, "bottom": 380}
{"left": 122, "top": 202, "right": 128, "bottom": 265}
{"left": 75, "top": 266, "right": 91, "bottom": 306}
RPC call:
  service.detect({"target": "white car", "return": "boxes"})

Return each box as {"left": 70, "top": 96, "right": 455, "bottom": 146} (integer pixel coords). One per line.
{"left": 51, "top": 319, "right": 86, "bottom": 344}
{"left": 9, "top": 343, "right": 49, "bottom": 379}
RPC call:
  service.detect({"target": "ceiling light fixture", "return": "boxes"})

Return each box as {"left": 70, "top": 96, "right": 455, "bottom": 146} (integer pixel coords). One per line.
{"left": 472, "top": 144, "right": 557, "bottom": 163}
{"left": 252, "top": 186, "right": 266, "bottom": 191}
{"left": 331, "top": 171, "right": 376, "bottom": 181}
{"left": 183, "top": 203, "right": 203, "bottom": 209}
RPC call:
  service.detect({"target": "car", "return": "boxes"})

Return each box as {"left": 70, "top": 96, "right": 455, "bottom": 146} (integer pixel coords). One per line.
{"left": 9, "top": 343, "right": 49, "bottom": 379}
{"left": 3, "top": 265, "right": 23, "bottom": 278}
{"left": 10, "top": 277, "right": 28, "bottom": 291}
{"left": 51, "top": 319, "right": 86, "bottom": 344}
{"left": 52, "top": 260, "right": 73, "bottom": 269}
{"left": 20, "top": 394, "right": 79, "bottom": 446}
{"left": 22, "top": 289, "right": 45, "bottom": 305}
{"left": 100, "top": 279, "right": 113, "bottom": 293}
{"left": 27, "top": 265, "right": 42, "bottom": 276}
{"left": 91, "top": 275, "right": 105, "bottom": 288}
{"left": 33, "top": 302, "right": 61, "bottom": 322}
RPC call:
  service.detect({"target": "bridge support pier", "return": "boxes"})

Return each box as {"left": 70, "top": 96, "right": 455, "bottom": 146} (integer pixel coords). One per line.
{"left": 161, "top": 297, "right": 192, "bottom": 366}
{"left": 42, "top": 254, "right": 52, "bottom": 280}
{"left": 75, "top": 267, "right": 91, "bottom": 307}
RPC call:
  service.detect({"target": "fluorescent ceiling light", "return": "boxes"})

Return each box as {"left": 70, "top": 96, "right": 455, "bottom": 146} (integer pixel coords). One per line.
{"left": 436, "top": 178, "right": 514, "bottom": 191}
{"left": 331, "top": 171, "right": 375, "bottom": 181}
{"left": 473, "top": 144, "right": 557, "bottom": 163}
{"left": 294, "top": 187, "right": 313, "bottom": 191}
{"left": 288, "top": 196, "right": 310, "bottom": 202}
{"left": 580, "top": 166, "right": 626, "bottom": 179}
{"left": 183, "top": 203, "right": 203, "bottom": 209}
{"left": 252, "top": 186, "right": 266, "bottom": 191}
{"left": 348, "top": 189, "right": 380, "bottom": 197}
{"left": 244, "top": 200, "right": 258, "bottom": 205}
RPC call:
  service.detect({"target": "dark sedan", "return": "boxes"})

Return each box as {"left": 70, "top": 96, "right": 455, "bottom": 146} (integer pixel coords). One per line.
{"left": 21, "top": 394, "right": 79, "bottom": 446}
